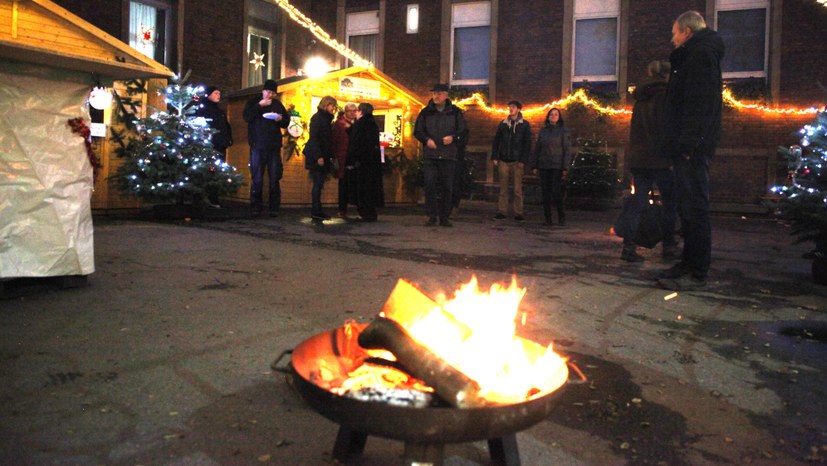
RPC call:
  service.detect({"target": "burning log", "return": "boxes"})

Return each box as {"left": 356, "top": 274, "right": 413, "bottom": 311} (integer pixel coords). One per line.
{"left": 358, "top": 316, "right": 486, "bottom": 408}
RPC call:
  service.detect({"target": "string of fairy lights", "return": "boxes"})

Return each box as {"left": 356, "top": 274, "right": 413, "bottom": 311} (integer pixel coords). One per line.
{"left": 275, "top": 0, "right": 822, "bottom": 118}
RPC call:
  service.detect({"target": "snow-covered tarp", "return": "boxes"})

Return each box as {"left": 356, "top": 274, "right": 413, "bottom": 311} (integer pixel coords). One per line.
{"left": 0, "top": 67, "right": 95, "bottom": 277}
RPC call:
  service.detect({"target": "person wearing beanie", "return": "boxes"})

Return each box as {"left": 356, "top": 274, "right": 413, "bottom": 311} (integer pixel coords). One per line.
{"left": 491, "top": 100, "right": 531, "bottom": 221}
{"left": 242, "top": 79, "right": 289, "bottom": 217}
{"left": 194, "top": 85, "right": 234, "bottom": 207}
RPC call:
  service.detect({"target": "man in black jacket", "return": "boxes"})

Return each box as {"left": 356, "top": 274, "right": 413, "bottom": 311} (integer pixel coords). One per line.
{"left": 491, "top": 100, "right": 531, "bottom": 221}
{"left": 414, "top": 84, "right": 469, "bottom": 227}
{"left": 242, "top": 79, "right": 289, "bottom": 217}
{"left": 658, "top": 10, "right": 725, "bottom": 291}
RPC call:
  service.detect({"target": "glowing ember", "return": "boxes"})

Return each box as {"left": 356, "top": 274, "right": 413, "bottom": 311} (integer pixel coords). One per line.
{"left": 339, "top": 276, "right": 569, "bottom": 405}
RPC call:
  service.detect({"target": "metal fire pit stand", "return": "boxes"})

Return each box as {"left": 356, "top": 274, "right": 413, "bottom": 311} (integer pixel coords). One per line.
{"left": 332, "top": 425, "right": 520, "bottom": 466}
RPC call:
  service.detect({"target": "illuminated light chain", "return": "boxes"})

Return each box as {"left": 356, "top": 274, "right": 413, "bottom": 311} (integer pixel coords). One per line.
{"left": 454, "top": 88, "right": 823, "bottom": 117}
{"left": 722, "top": 89, "right": 821, "bottom": 115}
{"left": 274, "top": 0, "right": 373, "bottom": 69}
{"left": 454, "top": 89, "right": 631, "bottom": 116}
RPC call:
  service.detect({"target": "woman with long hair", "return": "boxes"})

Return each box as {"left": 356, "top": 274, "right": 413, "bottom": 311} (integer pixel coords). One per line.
{"left": 532, "top": 108, "right": 572, "bottom": 226}
{"left": 303, "top": 95, "right": 337, "bottom": 220}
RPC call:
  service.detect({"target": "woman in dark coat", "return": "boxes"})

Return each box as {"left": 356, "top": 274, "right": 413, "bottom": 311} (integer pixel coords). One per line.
{"left": 346, "top": 102, "right": 383, "bottom": 221}
{"left": 303, "top": 95, "right": 337, "bottom": 220}
{"left": 194, "top": 85, "right": 233, "bottom": 207}
{"left": 532, "top": 107, "right": 572, "bottom": 226}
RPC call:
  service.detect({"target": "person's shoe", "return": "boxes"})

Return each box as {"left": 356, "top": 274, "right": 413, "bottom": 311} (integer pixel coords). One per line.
{"left": 251, "top": 207, "right": 263, "bottom": 218}
{"left": 657, "top": 262, "right": 689, "bottom": 280}
{"left": 425, "top": 217, "right": 438, "bottom": 226}
{"left": 493, "top": 213, "right": 507, "bottom": 220}
{"left": 658, "top": 274, "right": 707, "bottom": 291}
{"left": 514, "top": 215, "right": 525, "bottom": 222}
{"left": 311, "top": 212, "right": 331, "bottom": 220}
{"left": 439, "top": 219, "right": 453, "bottom": 227}
{"left": 558, "top": 217, "right": 566, "bottom": 226}
{"left": 544, "top": 218, "right": 553, "bottom": 226}
{"left": 268, "top": 210, "right": 279, "bottom": 218}
{"left": 621, "top": 246, "right": 644, "bottom": 263}
{"left": 662, "top": 243, "right": 681, "bottom": 261}
{"left": 206, "top": 202, "right": 222, "bottom": 210}
{"left": 336, "top": 211, "right": 348, "bottom": 219}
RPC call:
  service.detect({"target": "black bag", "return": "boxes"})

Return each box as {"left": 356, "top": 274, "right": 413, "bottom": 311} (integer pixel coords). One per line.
{"left": 615, "top": 196, "right": 664, "bottom": 249}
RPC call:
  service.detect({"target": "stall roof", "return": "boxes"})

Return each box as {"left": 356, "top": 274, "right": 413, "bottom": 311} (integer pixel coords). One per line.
{"left": 0, "top": 0, "right": 173, "bottom": 80}
{"left": 276, "top": 66, "right": 424, "bottom": 108}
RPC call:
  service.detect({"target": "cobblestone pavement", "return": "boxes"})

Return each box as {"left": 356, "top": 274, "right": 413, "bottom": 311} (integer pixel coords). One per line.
{"left": 1, "top": 201, "right": 825, "bottom": 465}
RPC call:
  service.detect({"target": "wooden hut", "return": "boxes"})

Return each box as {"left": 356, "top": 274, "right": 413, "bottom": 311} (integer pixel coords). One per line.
{"left": 225, "top": 66, "right": 424, "bottom": 207}
{"left": 0, "top": 0, "right": 172, "bottom": 280}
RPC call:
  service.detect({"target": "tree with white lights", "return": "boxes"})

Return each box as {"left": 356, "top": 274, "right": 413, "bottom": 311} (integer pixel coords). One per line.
{"left": 113, "top": 74, "right": 243, "bottom": 205}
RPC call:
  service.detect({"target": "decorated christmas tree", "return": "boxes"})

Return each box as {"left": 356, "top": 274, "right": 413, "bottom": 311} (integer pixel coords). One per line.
{"left": 772, "top": 110, "right": 827, "bottom": 283}
{"left": 113, "top": 75, "right": 243, "bottom": 205}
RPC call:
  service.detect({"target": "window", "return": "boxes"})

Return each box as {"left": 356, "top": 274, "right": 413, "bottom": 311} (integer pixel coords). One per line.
{"left": 407, "top": 4, "right": 419, "bottom": 34}
{"left": 451, "top": 1, "right": 490, "bottom": 85}
{"left": 573, "top": 0, "right": 619, "bottom": 90}
{"left": 716, "top": 0, "right": 769, "bottom": 78}
{"left": 246, "top": 0, "right": 280, "bottom": 88}
{"left": 347, "top": 11, "right": 379, "bottom": 67}
{"left": 128, "top": 0, "right": 170, "bottom": 65}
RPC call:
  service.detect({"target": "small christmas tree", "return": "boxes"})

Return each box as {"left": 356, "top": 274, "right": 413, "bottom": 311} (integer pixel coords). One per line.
{"left": 772, "top": 110, "right": 827, "bottom": 283}
{"left": 113, "top": 75, "right": 243, "bottom": 205}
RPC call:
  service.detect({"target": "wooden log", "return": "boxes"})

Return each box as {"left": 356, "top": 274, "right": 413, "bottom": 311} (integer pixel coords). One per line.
{"left": 358, "top": 316, "right": 487, "bottom": 409}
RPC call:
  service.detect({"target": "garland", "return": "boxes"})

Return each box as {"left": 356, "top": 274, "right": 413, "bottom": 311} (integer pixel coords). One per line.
{"left": 67, "top": 118, "right": 102, "bottom": 182}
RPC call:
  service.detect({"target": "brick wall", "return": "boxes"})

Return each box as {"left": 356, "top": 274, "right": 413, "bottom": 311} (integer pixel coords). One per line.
{"left": 182, "top": 0, "right": 244, "bottom": 93}
{"left": 779, "top": 1, "right": 827, "bottom": 106}
{"left": 383, "top": 0, "right": 443, "bottom": 100}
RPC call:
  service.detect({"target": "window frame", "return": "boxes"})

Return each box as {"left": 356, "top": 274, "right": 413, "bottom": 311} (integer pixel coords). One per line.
{"left": 346, "top": 10, "right": 380, "bottom": 67}
{"left": 246, "top": 26, "right": 275, "bottom": 88}
{"left": 127, "top": 0, "right": 173, "bottom": 66}
{"left": 571, "top": 0, "right": 620, "bottom": 86}
{"left": 449, "top": 1, "right": 491, "bottom": 86}
{"left": 714, "top": 0, "right": 770, "bottom": 79}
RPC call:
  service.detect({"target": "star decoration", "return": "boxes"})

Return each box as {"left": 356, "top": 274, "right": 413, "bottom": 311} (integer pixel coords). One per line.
{"left": 249, "top": 52, "right": 266, "bottom": 70}
{"left": 139, "top": 24, "right": 154, "bottom": 44}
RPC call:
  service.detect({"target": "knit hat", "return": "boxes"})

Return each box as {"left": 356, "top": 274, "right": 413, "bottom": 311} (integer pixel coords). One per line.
{"left": 204, "top": 86, "right": 219, "bottom": 98}
{"left": 431, "top": 83, "right": 450, "bottom": 92}
{"left": 262, "top": 79, "right": 278, "bottom": 91}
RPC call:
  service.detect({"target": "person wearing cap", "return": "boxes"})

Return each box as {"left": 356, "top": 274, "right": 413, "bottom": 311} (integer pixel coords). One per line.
{"left": 242, "top": 79, "right": 289, "bottom": 217}
{"left": 491, "top": 100, "right": 532, "bottom": 221}
{"left": 413, "top": 83, "right": 469, "bottom": 227}
{"left": 194, "top": 85, "right": 233, "bottom": 208}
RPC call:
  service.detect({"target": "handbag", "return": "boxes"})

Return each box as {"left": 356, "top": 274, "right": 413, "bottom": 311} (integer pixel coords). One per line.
{"left": 614, "top": 195, "right": 665, "bottom": 249}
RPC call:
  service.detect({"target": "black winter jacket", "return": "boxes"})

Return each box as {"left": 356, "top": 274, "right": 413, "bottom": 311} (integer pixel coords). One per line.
{"left": 532, "top": 124, "right": 572, "bottom": 171}
{"left": 491, "top": 114, "right": 532, "bottom": 163}
{"left": 194, "top": 99, "right": 233, "bottom": 151}
{"left": 303, "top": 109, "right": 334, "bottom": 171}
{"left": 413, "top": 98, "right": 469, "bottom": 161}
{"left": 662, "top": 28, "right": 725, "bottom": 160}
{"left": 628, "top": 80, "right": 670, "bottom": 171}
{"left": 242, "top": 95, "right": 289, "bottom": 150}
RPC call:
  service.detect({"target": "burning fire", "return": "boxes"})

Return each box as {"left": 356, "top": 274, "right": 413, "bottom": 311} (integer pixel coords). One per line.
{"left": 331, "top": 277, "right": 569, "bottom": 406}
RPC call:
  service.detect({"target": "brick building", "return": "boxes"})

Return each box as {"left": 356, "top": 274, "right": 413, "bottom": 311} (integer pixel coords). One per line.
{"left": 52, "top": 0, "right": 827, "bottom": 211}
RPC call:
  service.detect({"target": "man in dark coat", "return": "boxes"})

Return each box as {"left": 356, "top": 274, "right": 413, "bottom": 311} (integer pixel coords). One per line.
{"left": 658, "top": 10, "right": 725, "bottom": 291}
{"left": 620, "top": 61, "right": 679, "bottom": 263}
{"left": 414, "top": 83, "right": 469, "bottom": 227}
{"left": 242, "top": 79, "right": 289, "bottom": 217}
{"left": 491, "top": 100, "right": 532, "bottom": 221}
{"left": 194, "top": 85, "right": 233, "bottom": 207}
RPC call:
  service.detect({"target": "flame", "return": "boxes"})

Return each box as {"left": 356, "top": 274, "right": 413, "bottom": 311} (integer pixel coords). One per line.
{"left": 381, "top": 277, "right": 568, "bottom": 404}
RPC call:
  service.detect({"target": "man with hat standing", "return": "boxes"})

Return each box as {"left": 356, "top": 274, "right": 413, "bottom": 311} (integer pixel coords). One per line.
{"left": 413, "top": 83, "right": 469, "bottom": 227}
{"left": 243, "top": 79, "right": 289, "bottom": 217}
{"left": 491, "top": 100, "right": 531, "bottom": 221}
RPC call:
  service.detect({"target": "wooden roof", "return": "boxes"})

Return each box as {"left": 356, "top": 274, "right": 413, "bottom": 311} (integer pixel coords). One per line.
{"left": 276, "top": 66, "right": 425, "bottom": 108}
{"left": 0, "top": 0, "right": 173, "bottom": 80}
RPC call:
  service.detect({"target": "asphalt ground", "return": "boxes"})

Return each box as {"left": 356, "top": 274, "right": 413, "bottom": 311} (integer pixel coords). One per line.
{"left": 1, "top": 200, "right": 825, "bottom": 465}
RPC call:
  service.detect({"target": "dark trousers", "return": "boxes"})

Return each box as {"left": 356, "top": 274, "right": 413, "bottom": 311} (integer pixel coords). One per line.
{"left": 250, "top": 148, "right": 282, "bottom": 212}
{"left": 311, "top": 170, "right": 327, "bottom": 215}
{"left": 423, "top": 158, "right": 456, "bottom": 221}
{"left": 673, "top": 153, "right": 712, "bottom": 280}
{"left": 623, "top": 168, "right": 678, "bottom": 247}
{"left": 538, "top": 168, "right": 566, "bottom": 223}
{"left": 338, "top": 176, "right": 349, "bottom": 213}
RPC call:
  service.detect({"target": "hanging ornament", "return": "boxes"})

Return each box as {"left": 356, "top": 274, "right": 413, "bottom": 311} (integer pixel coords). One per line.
{"left": 287, "top": 115, "right": 303, "bottom": 138}
{"left": 249, "top": 52, "right": 266, "bottom": 70}
{"left": 139, "top": 24, "right": 155, "bottom": 44}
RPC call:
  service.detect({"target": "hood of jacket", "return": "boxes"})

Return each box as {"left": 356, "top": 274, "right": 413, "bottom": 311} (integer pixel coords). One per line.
{"left": 501, "top": 112, "right": 525, "bottom": 127}
{"left": 633, "top": 80, "right": 668, "bottom": 102}
{"left": 681, "top": 28, "right": 725, "bottom": 62}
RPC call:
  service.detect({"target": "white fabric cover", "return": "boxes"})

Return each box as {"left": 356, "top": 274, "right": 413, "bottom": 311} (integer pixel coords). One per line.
{"left": 0, "top": 69, "right": 95, "bottom": 277}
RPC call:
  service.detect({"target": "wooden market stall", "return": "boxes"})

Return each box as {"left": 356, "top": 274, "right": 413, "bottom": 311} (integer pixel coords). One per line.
{"left": 225, "top": 66, "right": 424, "bottom": 206}
{"left": 0, "top": 0, "right": 173, "bottom": 280}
